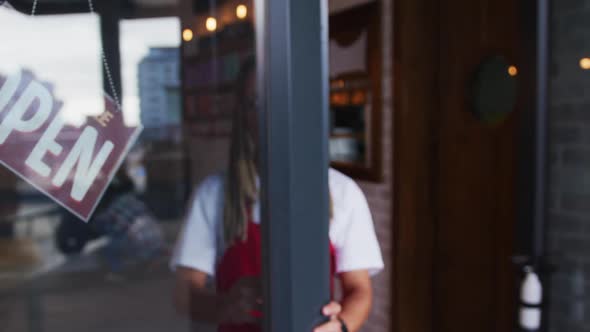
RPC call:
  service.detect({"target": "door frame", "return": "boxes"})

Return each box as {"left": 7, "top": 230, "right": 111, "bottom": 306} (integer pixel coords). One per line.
{"left": 257, "top": 0, "right": 332, "bottom": 331}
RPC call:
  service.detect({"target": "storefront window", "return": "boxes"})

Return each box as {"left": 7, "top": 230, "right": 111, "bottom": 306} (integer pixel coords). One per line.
{"left": 120, "top": 18, "right": 183, "bottom": 219}
{"left": 0, "top": 0, "right": 338, "bottom": 330}
{"left": 0, "top": 4, "right": 189, "bottom": 332}
{"left": 0, "top": 5, "right": 103, "bottom": 261}
{"left": 0, "top": 0, "right": 262, "bottom": 330}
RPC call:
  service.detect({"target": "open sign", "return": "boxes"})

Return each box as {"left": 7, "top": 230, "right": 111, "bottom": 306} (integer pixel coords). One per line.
{"left": 0, "top": 70, "right": 142, "bottom": 221}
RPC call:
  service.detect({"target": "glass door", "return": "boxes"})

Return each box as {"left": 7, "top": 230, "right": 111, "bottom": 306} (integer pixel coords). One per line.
{"left": 180, "top": 0, "right": 331, "bottom": 330}
{"left": 0, "top": 0, "right": 331, "bottom": 331}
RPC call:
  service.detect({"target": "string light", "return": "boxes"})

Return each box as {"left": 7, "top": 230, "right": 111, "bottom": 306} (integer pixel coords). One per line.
{"left": 236, "top": 4, "right": 248, "bottom": 19}
{"left": 206, "top": 17, "right": 217, "bottom": 32}
{"left": 182, "top": 28, "right": 194, "bottom": 42}
{"left": 580, "top": 58, "right": 590, "bottom": 70}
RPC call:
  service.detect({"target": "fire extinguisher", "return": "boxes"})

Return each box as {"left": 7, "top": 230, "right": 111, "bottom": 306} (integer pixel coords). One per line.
{"left": 519, "top": 265, "right": 543, "bottom": 331}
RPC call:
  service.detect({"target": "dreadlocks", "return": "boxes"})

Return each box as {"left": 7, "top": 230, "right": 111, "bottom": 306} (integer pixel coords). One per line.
{"left": 223, "top": 57, "right": 258, "bottom": 245}
{"left": 223, "top": 57, "right": 333, "bottom": 245}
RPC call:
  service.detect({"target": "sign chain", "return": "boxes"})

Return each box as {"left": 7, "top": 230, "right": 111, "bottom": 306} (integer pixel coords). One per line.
{"left": 29, "top": 0, "right": 122, "bottom": 111}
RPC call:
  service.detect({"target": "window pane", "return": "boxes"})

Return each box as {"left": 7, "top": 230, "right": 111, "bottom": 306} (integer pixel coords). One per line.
{"left": 0, "top": 5, "right": 185, "bottom": 332}
{"left": 0, "top": 1, "right": 263, "bottom": 331}
{"left": 0, "top": 1, "right": 347, "bottom": 331}
{"left": 174, "top": 1, "right": 261, "bottom": 330}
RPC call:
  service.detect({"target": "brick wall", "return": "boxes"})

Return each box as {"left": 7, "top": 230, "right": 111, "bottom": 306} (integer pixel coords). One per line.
{"left": 357, "top": 0, "right": 392, "bottom": 330}
{"left": 548, "top": 1, "right": 590, "bottom": 331}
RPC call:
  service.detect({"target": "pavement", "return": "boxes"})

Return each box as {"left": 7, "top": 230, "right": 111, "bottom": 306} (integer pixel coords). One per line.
{"left": 0, "top": 210, "right": 214, "bottom": 332}
{"left": 0, "top": 264, "right": 201, "bottom": 332}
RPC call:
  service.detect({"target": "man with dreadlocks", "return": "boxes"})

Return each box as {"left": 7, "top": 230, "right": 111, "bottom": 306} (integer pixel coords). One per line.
{"left": 171, "top": 57, "right": 383, "bottom": 332}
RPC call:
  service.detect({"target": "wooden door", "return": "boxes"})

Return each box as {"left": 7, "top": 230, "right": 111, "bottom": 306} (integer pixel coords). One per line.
{"left": 393, "top": 0, "right": 519, "bottom": 331}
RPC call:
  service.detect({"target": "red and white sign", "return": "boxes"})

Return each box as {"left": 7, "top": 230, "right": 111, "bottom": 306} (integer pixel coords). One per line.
{"left": 0, "top": 70, "right": 142, "bottom": 221}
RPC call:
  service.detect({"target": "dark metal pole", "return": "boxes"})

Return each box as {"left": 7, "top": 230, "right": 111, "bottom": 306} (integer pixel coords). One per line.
{"left": 258, "top": 0, "right": 331, "bottom": 330}
{"left": 532, "top": 0, "right": 550, "bottom": 263}
{"left": 98, "top": 0, "right": 122, "bottom": 106}
{"left": 517, "top": 0, "right": 550, "bottom": 267}
{"left": 517, "top": 0, "right": 551, "bottom": 330}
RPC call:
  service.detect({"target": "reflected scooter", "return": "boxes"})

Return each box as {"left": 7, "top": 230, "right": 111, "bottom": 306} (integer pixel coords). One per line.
{"left": 54, "top": 165, "right": 147, "bottom": 256}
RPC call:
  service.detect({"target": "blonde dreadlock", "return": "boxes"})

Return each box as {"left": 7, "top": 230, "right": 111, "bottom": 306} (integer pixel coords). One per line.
{"left": 223, "top": 58, "right": 258, "bottom": 245}
{"left": 223, "top": 57, "right": 333, "bottom": 245}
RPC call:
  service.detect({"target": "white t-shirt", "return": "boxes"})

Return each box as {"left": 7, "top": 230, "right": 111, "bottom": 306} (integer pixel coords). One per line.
{"left": 171, "top": 168, "right": 384, "bottom": 276}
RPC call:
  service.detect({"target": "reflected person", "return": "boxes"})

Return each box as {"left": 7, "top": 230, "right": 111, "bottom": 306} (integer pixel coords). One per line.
{"left": 171, "top": 58, "right": 383, "bottom": 332}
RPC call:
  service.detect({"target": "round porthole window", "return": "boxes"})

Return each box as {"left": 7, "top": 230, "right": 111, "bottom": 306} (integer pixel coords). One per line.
{"left": 470, "top": 55, "right": 518, "bottom": 125}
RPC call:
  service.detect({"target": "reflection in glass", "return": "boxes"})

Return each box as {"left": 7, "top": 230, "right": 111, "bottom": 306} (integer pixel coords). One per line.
{"left": 172, "top": 1, "right": 260, "bottom": 331}
{"left": 0, "top": 7, "right": 184, "bottom": 331}
{"left": 470, "top": 55, "right": 517, "bottom": 125}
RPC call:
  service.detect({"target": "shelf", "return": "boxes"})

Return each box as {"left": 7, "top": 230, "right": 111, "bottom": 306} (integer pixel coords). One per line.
{"left": 330, "top": 103, "right": 366, "bottom": 108}
{"left": 330, "top": 90, "right": 368, "bottom": 106}
{"left": 183, "top": 83, "right": 235, "bottom": 94}
{"left": 183, "top": 39, "right": 254, "bottom": 62}
{"left": 183, "top": 114, "right": 232, "bottom": 123}
{"left": 330, "top": 133, "right": 365, "bottom": 139}
{"left": 328, "top": 2, "right": 382, "bottom": 183}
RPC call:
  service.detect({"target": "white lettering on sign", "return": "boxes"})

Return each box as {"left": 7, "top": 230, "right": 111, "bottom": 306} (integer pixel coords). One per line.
{"left": 0, "top": 68, "right": 142, "bottom": 221}
{"left": 0, "top": 75, "right": 52, "bottom": 144}
{"left": 0, "top": 71, "right": 117, "bottom": 204}
{"left": 25, "top": 115, "right": 66, "bottom": 177}
{"left": 0, "top": 72, "right": 21, "bottom": 111}
{"left": 52, "top": 127, "right": 114, "bottom": 201}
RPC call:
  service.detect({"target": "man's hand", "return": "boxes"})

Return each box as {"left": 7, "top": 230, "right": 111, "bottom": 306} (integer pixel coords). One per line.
{"left": 314, "top": 301, "right": 344, "bottom": 332}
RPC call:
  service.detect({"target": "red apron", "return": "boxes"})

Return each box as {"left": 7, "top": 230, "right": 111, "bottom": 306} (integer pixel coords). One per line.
{"left": 216, "top": 219, "right": 336, "bottom": 332}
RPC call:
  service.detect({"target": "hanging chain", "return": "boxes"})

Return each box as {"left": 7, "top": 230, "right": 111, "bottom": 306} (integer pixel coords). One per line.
{"left": 29, "top": 0, "right": 122, "bottom": 111}
{"left": 30, "top": 0, "right": 38, "bottom": 16}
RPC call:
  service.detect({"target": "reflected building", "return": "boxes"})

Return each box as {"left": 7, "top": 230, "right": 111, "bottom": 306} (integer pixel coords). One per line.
{"left": 138, "top": 47, "right": 181, "bottom": 142}
{"left": 137, "top": 47, "right": 185, "bottom": 219}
